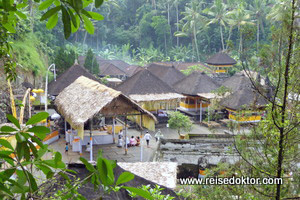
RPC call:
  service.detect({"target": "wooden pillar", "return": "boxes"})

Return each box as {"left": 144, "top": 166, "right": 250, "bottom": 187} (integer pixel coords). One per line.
{"left": 90, "top": 119, "right": 93, "bottom": 162}
{"left": 208, "top": 105, "right": 210, "bottom": 123}
{"left": 140, "top": 113, "right": 143, "bottom": 162}
{"left": 124, "top": 117, "right": 128, "bottom": 155}
{"left": 112, "top": 117, "right": 115, "bottom": 144}
{"left": 200, "top": 100, "right": 202, "bottom": 123}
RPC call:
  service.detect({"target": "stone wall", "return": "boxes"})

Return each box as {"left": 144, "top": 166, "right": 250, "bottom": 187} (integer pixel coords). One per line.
{"left": 156, "top": 137, "right": 240, "bottom": 166}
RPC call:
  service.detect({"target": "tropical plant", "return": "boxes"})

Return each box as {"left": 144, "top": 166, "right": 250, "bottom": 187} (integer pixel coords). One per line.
{"left": 203, "top": 0, "right": 228, "bottom": 50}
{"left": 168, "top": 111, "right": 193, "bottom": 136}
{"left": 84, "top": 48, "right": 99, "bottom": 75}
{"left": 175, "top": 1, "right": 207, "bottom": 61}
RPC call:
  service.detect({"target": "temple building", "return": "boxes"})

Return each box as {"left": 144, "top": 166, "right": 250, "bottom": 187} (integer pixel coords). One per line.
{"left": 205, "top": 52, "right": 237, "bottom": 73}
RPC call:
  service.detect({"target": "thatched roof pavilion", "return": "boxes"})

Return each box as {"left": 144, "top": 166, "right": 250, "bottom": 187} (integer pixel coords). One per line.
{"left": 206, "top": 52, "right": 237, "bottom": 66}
{"left": 222, "top": 73, "right": 253, "bottom": 92}
{"left": 173, "top": 72, "right": 220, "bottom": 96}
{"left": 55, "top": 76, "right": 156, "bottom": 137}
{"left": 115, "top": 69, "right": 183, "bottom": 103}
{"left": 220, "top": 87, "right": 267, "bottom": 111}
{"left": 147, "top": 63, "right": 185, "bottom": 87}
{"left": 48, "top": 63, "right": 100, "bottom": 96}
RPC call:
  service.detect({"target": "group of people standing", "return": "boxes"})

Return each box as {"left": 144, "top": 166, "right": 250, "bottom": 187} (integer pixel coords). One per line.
{"left": 117, "top": 129, "right": 164, "bottom": 148}
{"left": 117, "top": 129, "right": 141, "bottom": 148}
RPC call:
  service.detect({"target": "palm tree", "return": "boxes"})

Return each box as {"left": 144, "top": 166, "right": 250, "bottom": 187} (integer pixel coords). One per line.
{"left": 175, "top": 1, "right": 206, "bottom": 61}
{"left": 227, "top": 5, "right": 254, "bottom": 52}
{"left": 249, "top": 0, "right": 269, "bottom": 51}
{"left": 204, "top": 0, "right": 228, "bottom": 50}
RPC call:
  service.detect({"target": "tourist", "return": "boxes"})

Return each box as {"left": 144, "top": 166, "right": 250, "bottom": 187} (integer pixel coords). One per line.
{"left": 117, "top": 137, "right": 123, "bottom": 148}
{"left": 144, "top": 131, "right": 152, "bottom": 148}
{"left": 65, "top": 142, "right": 69, "bottom": 154}
{"left": 155, "top": 129, "right": 163, "bottom": 142}
{"left": 129, "top": 136, "right": 136, "bottom": 146}
{"left": 136, "top": 136, "right": 140, "bottom": 146}
{"left": 118, "top": 129, "right": 123, "bottom": 139}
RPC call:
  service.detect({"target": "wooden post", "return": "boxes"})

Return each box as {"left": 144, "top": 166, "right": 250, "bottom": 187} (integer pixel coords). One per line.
{"left": 140, "top": 113, "right": 143, "bottom": 162}
{"left": 195, "top": 97, "right": 197, "bottom": 121}
{"left": 200, "top": 100, "right": 202, "bottom": 123}
{"left": 124, "top": 117, "right": 128, "bottom": 155}
{"left": 90, "top": 119, "right": 93, "bottom": 162}
{"left": 208, "top": 105, "right": 210, "bottom": 123}
{"left": 112, "top": 117, "right": 115, "bottom": 144}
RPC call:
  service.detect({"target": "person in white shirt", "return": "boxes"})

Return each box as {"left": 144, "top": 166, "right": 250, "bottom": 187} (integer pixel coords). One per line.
{"left": 144, "top": 131, "right": 152, "bottom": 148}
{"left": 154, "top": 129, "right": 163, "bottom": 142}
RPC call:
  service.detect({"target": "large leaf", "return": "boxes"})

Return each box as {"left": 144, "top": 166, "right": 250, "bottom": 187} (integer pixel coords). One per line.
{"left": 71, "top": 15, "right": 80, "bottom": 33}
{"left": 96, "top": 157, "right": 108, "bottom": 185}
{"left": 72, "top": 0, "right": 83, "bottom": 13}
{"left": 88, "top": 11, "right": 104, "bottom": 20}
{"left": 15, "top": 11, "right": 27, "bottom": 19}
{"left": 80, "top": 157, "right": 96, "bottom": 172}
{"left": 95, "top": 0, "right": 104, "bottom": 8}
{"left": 0, "top": 168, "right": 16, "bottom": 182}
{"left": 61, "top": 5, "right": 71, "bottom": 39}
{"left": 26, "top": 112, "right": 49, "bottom": 125}
{"left": 0, "top": 139, "right": 14, "bottom": 150}
{"left": 40, "top": 6, "right": 61, "bottom": 21}
{"left": 68, "top": 8, "right": 77, "bottom": 28}
{"left": 82, "top": 15, "right": 94, "bottom": 34}
{"left": 27, "top": 172, "right": 38, "bottom": 192}
{"left": 116, "top": 172, "right": 134, "bottom": 185}
{"left": 103, "top": 158, "right": 114, "bottom": 185}
{"left": 123, "top": 186, "right": 153, "bottom": 200}
{"left": 7, "top": 114, "right": 20, "bottom": 129}
{"left": 39, "top": 0, "right": 54, "bottom": 10}
{"left": 0, "top": 126, "right": 17, "bottom": 132}
{"left": 46, "top": 13, "right": 58, "bottom": 29}
{"left": 27, "top": 126, "right": 50, "bottom": 140}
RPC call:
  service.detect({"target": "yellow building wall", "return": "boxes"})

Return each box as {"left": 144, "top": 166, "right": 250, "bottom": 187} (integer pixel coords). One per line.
{"left": 229, "top": 112, "right": 262, "bottom": 122}
{"left": 127, "top": 114, "right": 155, "bottom": 131}
{"left": 140, "top": 100, "right": 178, "bottom": 111}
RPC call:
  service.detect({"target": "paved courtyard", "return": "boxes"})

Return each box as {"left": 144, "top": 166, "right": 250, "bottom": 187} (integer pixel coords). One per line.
{"left": 47, "top": 123, "right": 238, "bottom": 163}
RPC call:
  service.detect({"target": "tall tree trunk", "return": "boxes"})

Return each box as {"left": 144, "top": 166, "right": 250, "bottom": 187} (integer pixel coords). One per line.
{"left": 275, "top": 0, "right": 296, "bottom": 199}
{"left": 220, "top": 24, "right": 225, "bottom": 51}
{"left": 164, "top": 33, "right": 167, "bottom": 55}
{"left": 256, "top": 20, "right": 260, "bottom": 52}
{"left": 193, "top": 24, "right": 200, "bottom": 61}
{"left": 176, "top": 3, "right": 179, "bottom": 46}
{"left": 167, "top": 3, "right": 172, "bottom": 45}
{"left": 225, "top": 26, "right": 233, "bottom": 50}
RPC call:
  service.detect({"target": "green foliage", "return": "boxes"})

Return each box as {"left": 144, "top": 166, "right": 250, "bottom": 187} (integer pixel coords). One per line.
{"left": 80, "top": 151, "right": 155, "bottom": 199}
{"left": 54, "top": 46, "right": 76, "bottom": 75}
{"left": 0, "top": 112, "right": 69, "bottom": 199}
{"left": 128, "top": 185, "right": 175, "bottom": 200}
{"left": 168, "top": 111, "right": 193, "bottom": 135}
{"left": 84, "top": 48, "right": 99, "bottom": 75}
{"left": 11, "top": 33, "right": 47, "bottom": 76}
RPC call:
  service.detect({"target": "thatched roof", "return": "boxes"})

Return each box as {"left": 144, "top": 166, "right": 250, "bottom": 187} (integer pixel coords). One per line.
{"left": 206, "top": 52, "right": 237, "bottom": 65}
{"left": 173, "top": 72, "right": 221, "bottom": 96}
{"left": 41, "top": 163, "right": 179, "bottom": 199}
{"left": 48, "top": 64, "right": 100, "bottom": 96}
{"left": 115, "top": 69, "right": 183, "bottom": 102}
{"left": 151, "top": 62, "right": 213, "bottom": 72}
{"left": 147, "top": 63, "right": 185, "bottom": 87}
{"left": 99, "top": 60, "right": 140, "bottom": 77}
{"left": 220, "top": 87, "right": 268, "bottom": 110}
{"left": 222, "top": 73, "right": 253, "bottom": 92}
{"left": 55, "top": 76, "right": 156, "bottom": 131}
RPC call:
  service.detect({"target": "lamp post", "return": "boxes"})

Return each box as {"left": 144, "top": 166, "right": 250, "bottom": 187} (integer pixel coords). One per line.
{"left": 45, "top": 64, "right": 56, "bottom": 112}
